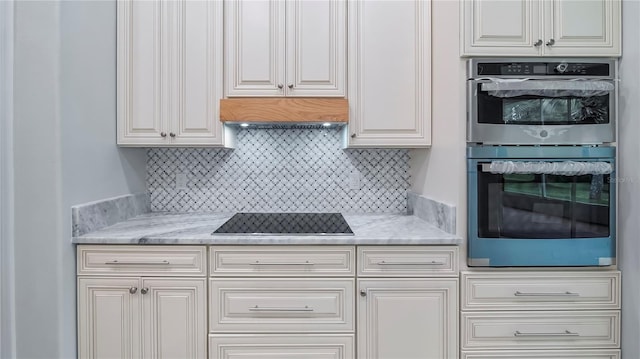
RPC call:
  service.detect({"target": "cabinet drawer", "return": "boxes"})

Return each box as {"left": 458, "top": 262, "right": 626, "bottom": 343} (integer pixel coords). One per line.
{"left": 77, "top": 245, "right": 207, "bottom": 276}
{"left": 358, "top": 246, "right": 458, "bottom": 277}
{"left": 210, "top": 278, "right": 354, "bottom": 332}
{"left": 210, "top": 246, "right": 354, "bottom": 276}
{"left": 461, "top": 271, "right": 620, "bottom": 310}
{"left": 461, "top": 311, "right": 619, "bottom": 350}
{"left": 209, "top": 334, "right": 354, "bottom": 359}
{"left": 462, "top": 349, "right": 620, "bottom": 359}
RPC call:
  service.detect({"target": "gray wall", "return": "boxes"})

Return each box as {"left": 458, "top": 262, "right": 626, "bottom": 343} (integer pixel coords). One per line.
{"left": 13, "top": 1, "right": 146, "bottom": 357}
{"left": 619, "top": 1, "right": 640, "bottom": 358}
{"left": 0, "top": 0, "right": 15, "bottom": 357}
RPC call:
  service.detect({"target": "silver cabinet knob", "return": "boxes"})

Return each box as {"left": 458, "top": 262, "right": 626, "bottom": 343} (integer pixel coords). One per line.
{"left": 169, "top": 132, "right": 176, "bottom": 138}
{"left": 140, "top": 287, "right": 149, "bottom": 295}
{"left": 533, "top": 39, "right": 543, "bottom": 47}
{"left": 277, "top": 84, "right": 283, "bottom": 89}
{"left": 129, "top": 287, "right": 138, "bottom": 294}
{"left": 160, "top": 132, "right": 167, "bottom": 138}
{"left": 288, "top": 84, "right": 294, "bottom": 89}
{"left": 546, "top": 38, "right": 555, "bottom": 46}
{"left": 360, "top": 289, "right": 366, "bottom": 297}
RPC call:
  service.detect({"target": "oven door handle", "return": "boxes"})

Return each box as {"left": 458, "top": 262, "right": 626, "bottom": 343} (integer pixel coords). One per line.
{"left": 476, "top": 78, "right": 614, "bottom": 98}
{"left": 481, "top": 161, "right": 612, "bottom": 176}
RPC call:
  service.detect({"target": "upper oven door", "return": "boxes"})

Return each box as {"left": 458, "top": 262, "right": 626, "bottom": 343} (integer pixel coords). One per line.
{"left": 467, "top": 78, "right": 616, "bottom": 145}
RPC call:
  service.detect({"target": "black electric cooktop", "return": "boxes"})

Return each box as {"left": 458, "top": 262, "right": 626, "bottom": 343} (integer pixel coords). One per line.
{"left": 212, "top": 212, "right": 354, "bottom": 235}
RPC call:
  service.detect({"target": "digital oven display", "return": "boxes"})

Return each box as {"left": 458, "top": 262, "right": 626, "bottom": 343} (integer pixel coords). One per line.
{"left": 533, "top": 64, "right": 546, "bottom": 74}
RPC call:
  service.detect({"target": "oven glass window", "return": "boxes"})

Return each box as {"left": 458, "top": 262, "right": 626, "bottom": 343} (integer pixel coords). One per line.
{"left": 477, "top": 165, "right": 610, "bottom": 239}
{"left": 477, "top": 84, "right": 610, "bottom": 125}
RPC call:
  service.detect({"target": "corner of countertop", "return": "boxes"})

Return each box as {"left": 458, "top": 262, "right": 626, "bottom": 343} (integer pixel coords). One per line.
{"left": 72, "top": 192, "right": 151, "bottom": 238}
{"left": 407, "top": 192, "right": 457, "bottom": 235}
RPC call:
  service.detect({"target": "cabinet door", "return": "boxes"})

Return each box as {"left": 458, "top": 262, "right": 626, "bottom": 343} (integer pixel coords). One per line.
{"left": 141, "top": 278, "right": 207, "bottom": 359}
{"left": 117, "top": 0, "right": 168, "bottom": 145}
{"left": 347, "top": 0, "right": 431, "bottom": 147}
{"left": 78, "top": 277, "right": 142, "bottom": 359}
{"left": 286, "top": 0, "right": 345, "bottom": 97}
{"left": 225, "top": 0, "right": 286, "bottom": 97}
{"left": 357, "top": 279, "right": 459, "bottom": 359}
{"left": 461, "top": 0, "right": 542, "bottom": 56}
{"left": 543, "top": 0, "right": 621, "bottom": 56}
{"left": 171, "top": 0, "right": 226, "bottom": 145}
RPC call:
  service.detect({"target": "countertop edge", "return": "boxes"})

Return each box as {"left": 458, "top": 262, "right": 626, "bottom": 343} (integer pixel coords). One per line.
{"left": 72, "top": 237, "right": 463, "bottom": 245}
{"left": 71, "top": 212, "right": 463, "bottom": 246}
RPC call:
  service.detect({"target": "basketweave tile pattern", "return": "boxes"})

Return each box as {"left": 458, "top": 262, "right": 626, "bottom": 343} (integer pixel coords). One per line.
{"left": 147, "top": 128, "right": 410, "bottom": 213}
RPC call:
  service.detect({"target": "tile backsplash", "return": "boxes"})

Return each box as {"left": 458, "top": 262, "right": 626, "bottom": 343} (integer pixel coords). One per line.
{"left": 148, "top": 128, "right": 410, "bottom": 213}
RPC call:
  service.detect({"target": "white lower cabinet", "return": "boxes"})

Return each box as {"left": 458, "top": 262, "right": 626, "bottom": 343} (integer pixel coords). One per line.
{"left": 460, "top": 271, "right": 621, "bottom": 358}
{"left": 208, "top": 245, "right": 458, "bottom": 359}
{"left": 209, "top": 334, "right": 354, "bottom": 359}
{"left": 357, "top": 246, "right": 459, "bottom": 359}
{"left": 77, "top": 245, "right": 461, "bottom": 359}
{"left": 78, "top": 277, "right": 207, "bottom": 359}
{"left": 209, "top": 246, "right": 356, "bottom": 359}
{"left": 461, "top": 349, "right": 620, "bottom": 359}
{"left": 77, "top": 246, "right": 208, "bottom": 359}
{"left": 358, "top": 279, "right": 458, "bottom": 359}
{"left": 210, "top": 278, "right": 355, "bottom": 333}
{"left": 461, "top": 310, "right": 619, "bottom": 350}
{"left": 78, "top": 277, "right": 141, "bottom": 359}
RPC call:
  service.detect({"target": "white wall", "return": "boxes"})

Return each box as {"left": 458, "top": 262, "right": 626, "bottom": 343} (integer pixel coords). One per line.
{"left": 410, "top": 0, "right": 466, "bottom": 237}
{"left": 618, "top": 1, "right": 640, "bottom": 357}
{"left": 13, "top": 1, "right": 146, "bottom": 357}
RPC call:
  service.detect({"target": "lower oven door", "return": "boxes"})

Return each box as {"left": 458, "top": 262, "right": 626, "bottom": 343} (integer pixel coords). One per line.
{"left": 467, "top": 146, "right": 616, "bottom": 267}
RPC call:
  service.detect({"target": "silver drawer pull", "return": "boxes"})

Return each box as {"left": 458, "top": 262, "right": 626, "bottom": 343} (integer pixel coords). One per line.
{"left": 514, "top": 330, "right": 579, "bottom": 337}
{"left": 249, "top": 261, "right": 315, "bottom": 266}
{"left": 105, "top": 260, "right": 170, "bottom": 265}
{"left": 514, "top": 291, "right": 579, "bottom": 297}
{"left": 377, "top": 260, "right": 446, "bottom": 266}
{"left": 249, "top": 305, "right": 314, "bottom": 312}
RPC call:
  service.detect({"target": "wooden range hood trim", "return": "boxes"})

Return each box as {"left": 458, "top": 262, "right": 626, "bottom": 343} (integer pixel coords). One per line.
{"left": 219, "top": 98, "right": 349, "bottom": 123}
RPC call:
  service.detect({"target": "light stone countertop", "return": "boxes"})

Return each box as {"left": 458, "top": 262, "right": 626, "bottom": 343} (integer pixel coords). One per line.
{"left": 72, "top": 212, "right": 461, "bottom": 245}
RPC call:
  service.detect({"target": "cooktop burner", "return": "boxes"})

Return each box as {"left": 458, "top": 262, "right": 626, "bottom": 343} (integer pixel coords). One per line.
{"left": 212, "top": 212, "right": 354, "bottom": 235}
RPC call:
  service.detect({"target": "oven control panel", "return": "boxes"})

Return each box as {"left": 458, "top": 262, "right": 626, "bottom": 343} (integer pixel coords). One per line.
{"left": 474, "top": 61, "right": 612, "bottom": 77}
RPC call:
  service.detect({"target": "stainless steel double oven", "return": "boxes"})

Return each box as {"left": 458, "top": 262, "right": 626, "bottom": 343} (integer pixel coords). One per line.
{"left": 466, "top": 58, "right": 617, "bottom": 267}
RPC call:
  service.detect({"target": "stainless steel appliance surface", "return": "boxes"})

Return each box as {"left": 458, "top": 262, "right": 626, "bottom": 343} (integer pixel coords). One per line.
{"left": 212, "top": 212, "right": 354, "bottom": 235}
{"left": 467, "top": 145, "right": 616, "bottom": 267}
{"left": 467, "top": 58, "right": 617, "bottom": 145}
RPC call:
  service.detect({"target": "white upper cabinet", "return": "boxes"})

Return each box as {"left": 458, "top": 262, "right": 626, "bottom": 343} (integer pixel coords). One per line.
{"left": 462, "top": 0, "right": 542, "bottom": 56}
{"left": 462, "top": 0, "right": 621, "bottom": 57}
{"left": 117, "top": 0, "right": 229, "bottom": 147}
{"left": 543, "top": 0, "right": 620, "bottom": 56}
{"left": 224, "top": 0, "right": 285, "bottom": 97}
{"left": 346, "top": 0, "right": 431, "bottom": 148}
{"left": 117, "top": 0, "right": 164, "bottom": 145}
{"left": 225, "top": 0, "right": 346, "bottom": 97}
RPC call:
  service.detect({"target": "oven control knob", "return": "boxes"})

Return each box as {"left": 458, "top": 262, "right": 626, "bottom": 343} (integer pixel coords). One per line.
{"left": 540, "top": 130, "right": 549, "bottom": 138}
{"left": 555, "top": 63, "right": 569, "bottom": 73}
